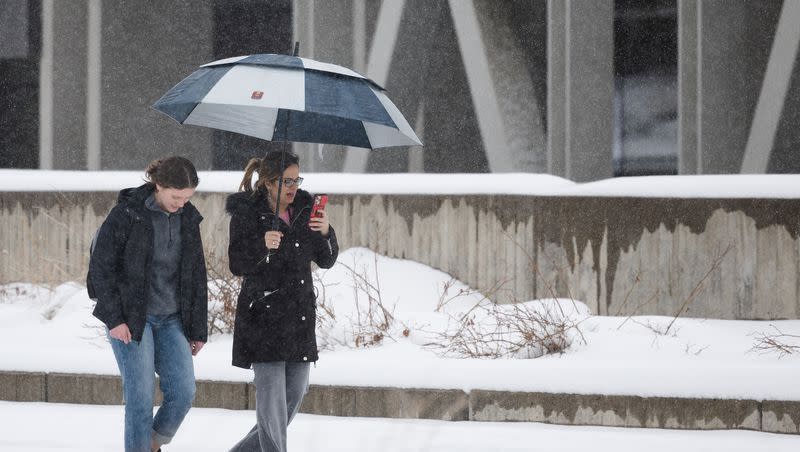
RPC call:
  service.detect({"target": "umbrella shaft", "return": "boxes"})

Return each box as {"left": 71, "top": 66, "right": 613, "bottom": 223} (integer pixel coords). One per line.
{"left": 272, "top": 115, "right": 292, "bottom": 231}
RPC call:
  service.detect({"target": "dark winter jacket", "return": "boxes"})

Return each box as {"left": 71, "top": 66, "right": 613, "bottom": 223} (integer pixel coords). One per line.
{"left": 88, "top": 184, "right": 208, "bottom": 342}
{"left": 226, "top": 188, "right": 338, "bottom": 369}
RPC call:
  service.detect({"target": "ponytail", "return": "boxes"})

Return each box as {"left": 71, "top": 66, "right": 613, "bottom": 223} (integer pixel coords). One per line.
{"left": 238, "top": 158, "right": 262, "bottom": 192}
{"left": 237, "top": 151, "right": 300, "bottom": 193}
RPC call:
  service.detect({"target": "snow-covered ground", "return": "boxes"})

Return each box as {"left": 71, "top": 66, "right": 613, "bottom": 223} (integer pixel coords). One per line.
{"left": 2, "top": 401, "right": 799, "bottom": 452}
{"left": 3, "top": 169, "right": 800, "bottom": 198}
{"left": 2, "top": 248, "right": 799, "bottom": 401}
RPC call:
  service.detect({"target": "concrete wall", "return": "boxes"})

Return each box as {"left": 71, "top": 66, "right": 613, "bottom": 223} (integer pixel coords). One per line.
{"left": 2, "top": 191, "right": 799, "bottom": 320}
{"left": 2, "top": 371, "right": 799, "bottom": 433}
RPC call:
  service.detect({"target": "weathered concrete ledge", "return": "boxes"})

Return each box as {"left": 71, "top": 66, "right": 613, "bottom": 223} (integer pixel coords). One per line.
{"left": 470, "top": 390, "right": 762, "bottom": 430}
{"left": 0, "top": 371, "right": 797, "bottom": 434}
{"left": 762, "top": 400, "right": 800, "bottom": 434}
{"left": 298, "top": 385, "right": 470, "bottom": 421}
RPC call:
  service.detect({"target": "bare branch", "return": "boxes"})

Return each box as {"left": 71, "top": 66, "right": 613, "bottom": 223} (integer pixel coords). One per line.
{"left": 612, "top": 271, "right": 641, "bottom": 317}
{"left": 665, "top": 243, "right": 732, "bottom": 335}
{"left": 751, "top": 325, "right": 800, "bottom": 358}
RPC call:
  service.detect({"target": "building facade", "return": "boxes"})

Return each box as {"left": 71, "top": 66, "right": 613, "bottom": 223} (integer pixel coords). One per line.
{"left": 1, "top": 0, "right": 798, "bottom": 180}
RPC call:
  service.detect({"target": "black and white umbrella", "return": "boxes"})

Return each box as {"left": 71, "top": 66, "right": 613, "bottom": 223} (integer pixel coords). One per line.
{"left": 153, "top": 53, "right": 421, "bottom": 149}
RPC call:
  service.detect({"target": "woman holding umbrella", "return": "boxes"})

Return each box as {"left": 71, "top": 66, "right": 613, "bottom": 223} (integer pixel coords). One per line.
{"left": 226, "top": 150, "right": 338, "bottom": 452}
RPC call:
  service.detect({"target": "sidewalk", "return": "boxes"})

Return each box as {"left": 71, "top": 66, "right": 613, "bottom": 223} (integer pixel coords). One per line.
{"left": 2, "top": 281, "right": 800, "bottom": 437}
{"left": 2, "top": 370, "right": 798, "bottom": 434}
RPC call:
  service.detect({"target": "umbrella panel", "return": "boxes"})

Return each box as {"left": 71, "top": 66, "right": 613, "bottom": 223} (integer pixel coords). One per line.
{"left": 304, "top": 70, "right": 395, "bottom": 128}
{"left": 273, "top": 110, "right": 371, "bottom": 148}
{"left": 188, "top": 103, "right": 417, "bottom": 149}
{"left": 185, "top": 103, "right": 278, "bottom": 141}
{"left": 153, "top": 66, "right": 232, "bottom": 122}
{"left": 201, "top": 65, "right": 305, "bottom": 110}
{"left": 202, "top": 53, "right": 379, "bottom": 89}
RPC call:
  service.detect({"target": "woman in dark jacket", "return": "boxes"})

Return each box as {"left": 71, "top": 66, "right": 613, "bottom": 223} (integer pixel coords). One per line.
{"left": 227, "top": 150, "right": 338, "bottom": 452}
{"left": 88, "top": 156, "right": 208, "bottom": 452}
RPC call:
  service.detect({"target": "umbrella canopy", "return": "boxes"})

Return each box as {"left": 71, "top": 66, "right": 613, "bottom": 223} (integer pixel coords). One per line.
{"left": 153, "top": 53, "right": 421, "bottom": 149}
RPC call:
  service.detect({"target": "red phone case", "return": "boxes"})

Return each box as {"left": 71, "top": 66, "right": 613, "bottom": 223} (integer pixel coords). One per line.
{"left": 311, "top": 194, "right": 328, "bottom": 219}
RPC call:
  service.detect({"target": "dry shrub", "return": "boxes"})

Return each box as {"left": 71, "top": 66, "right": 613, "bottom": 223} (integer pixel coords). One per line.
{"left": 432, "top": 295, "right": 587, "bottom": 359}
{"left": 313, "top": 269, "right": 341, "bottom": 351}
{"left": 313, "top": 251, "right": 410, "bottom": 350}
{"left": 427, "top": 231, "right": 590, "bottom": 359}
{"left": 340, "top": 253, "right": 401, "bottom": 348}
{"left": 751, "top": 325, "right": 800, "bottom": 358}
{"left": 0, "top": 284, "right": 28, "bottom": 302}
{"left": 205, "top": 249, "right": 240, "bottom": 335}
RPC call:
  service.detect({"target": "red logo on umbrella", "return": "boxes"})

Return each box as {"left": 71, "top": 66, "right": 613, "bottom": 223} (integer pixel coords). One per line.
{"left": 251, "top": 91, "right": 264, "bottom": 100}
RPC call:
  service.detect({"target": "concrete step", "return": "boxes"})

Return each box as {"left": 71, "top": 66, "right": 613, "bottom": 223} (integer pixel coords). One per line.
{"left": 1, "top": 370, "right": 797, "bottom": 434}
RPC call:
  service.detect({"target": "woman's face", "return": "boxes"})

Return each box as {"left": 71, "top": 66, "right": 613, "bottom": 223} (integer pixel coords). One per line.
{"left": 154, "top": 184, "right": 196, "bottom": 213}
{"left": 267, "top": 164, "right": 301, "bottom": 207}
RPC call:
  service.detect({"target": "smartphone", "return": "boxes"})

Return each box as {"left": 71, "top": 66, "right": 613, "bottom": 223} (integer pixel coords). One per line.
{"left": 310, "top": 194, "right": 328, "bottom": 220}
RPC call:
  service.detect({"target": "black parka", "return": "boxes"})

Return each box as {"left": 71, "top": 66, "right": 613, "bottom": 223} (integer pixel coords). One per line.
{"left": 88, "top": 184, "right": 208, "bottom": 343}
{"left": 226, "top": 188, "right": 338, "bottom": 369}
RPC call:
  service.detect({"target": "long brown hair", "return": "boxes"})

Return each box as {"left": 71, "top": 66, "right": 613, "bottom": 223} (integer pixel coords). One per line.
{"left": 238, "top": 150, "right": 300, "bottom": 193}
{"left": 145, "top": 156, "right": 199, "bottom": 189}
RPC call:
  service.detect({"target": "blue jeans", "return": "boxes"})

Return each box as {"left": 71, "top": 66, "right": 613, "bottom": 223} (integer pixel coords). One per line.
{"left": 109, "top": 313, "right": 196, "bottom": 452}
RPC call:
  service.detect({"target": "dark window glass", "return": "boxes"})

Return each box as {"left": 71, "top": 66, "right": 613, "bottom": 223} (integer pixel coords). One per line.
{"left": 613, "top": 0, "right": 678, "bottom": 176}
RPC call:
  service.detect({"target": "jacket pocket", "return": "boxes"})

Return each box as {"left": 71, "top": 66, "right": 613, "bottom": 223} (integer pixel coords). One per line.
{"left": 247, "top": 288, "right": 281, "bottom": 311}
{"left": 246, "top": 289, "right": 286, "bottom": 335}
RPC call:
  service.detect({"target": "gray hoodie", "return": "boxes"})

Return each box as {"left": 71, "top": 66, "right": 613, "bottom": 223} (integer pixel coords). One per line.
{"left": 144, "top": 193, "right": 182, "bottom": 315}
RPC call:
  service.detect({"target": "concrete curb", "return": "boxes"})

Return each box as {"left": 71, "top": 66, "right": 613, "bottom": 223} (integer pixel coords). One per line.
{"left": 469, "top": 390, "right": 762, "bottom": 430}
{"left": 0, "top": 371, "right": 797, "bottom": 434}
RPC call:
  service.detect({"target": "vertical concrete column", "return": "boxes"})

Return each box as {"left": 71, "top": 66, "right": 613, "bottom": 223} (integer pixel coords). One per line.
{"left": 461, "top": 0, "right": 548, "bottom": 173}
{"left": 292, "top": 0, "right": 318, "bottom": 171}
{"left": 408, "top": 103, "right": 425, "bottom": 172}
{"left": 293, "top": 0, "right": 360, "bottom": 172}
{"left": 51, "top": 0, "right": 88, "bottom": 170}
{"left": 367, "top": 0, "right": 442, "bottom": 173}
{"left": 740, "top": 0, "right": 800, "bottom": 173}
{"left": 547, "top": 0, "right": 566, "bottom": 177}
{"left": 547, "top": 0, "right": 614, "bottom": 182}
{"left": 308, "top": 0, "right": 355, "bottom": 173}
{"left": 352, "top": 0, "right": 366, "bottom": 73}
{"left": 311, "top": 0, "right": 354, "bottom": 80}
{"left": 292, "top": 0, "right": 315, "bottom": 59}
{"left": 100, "top": 2, "right": 215, "bottom": 169}
{"left": 86, "top": 0, "right": 101, "bottom": 170}
{"left": 697, "top": 0, "right": 782, "bottom": 173}
{"left": 341, "top": 0, "right": 407, "bottom": 173}
{"left": 677, "top": 0, "right": 699, "bottom": 174}
{"left": 39, "top": 0, "right": 54, "bottom": 169}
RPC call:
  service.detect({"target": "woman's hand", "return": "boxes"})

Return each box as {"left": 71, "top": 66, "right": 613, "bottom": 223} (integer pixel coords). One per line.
{"left": 309, "top": 209, "right": 330, "bottom": 237}
{"left": 190, "top": 341, "right": 205, "bottom": 356}
{"left": 109, "top": 323, "right": 132, "bottom": 344}
{"left": 265, "top": 231, "right": 284, "bottom": 250}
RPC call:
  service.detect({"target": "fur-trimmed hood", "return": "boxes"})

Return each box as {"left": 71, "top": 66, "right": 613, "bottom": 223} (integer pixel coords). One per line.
{"left": 225, "top": 187, "right": 315, "bottom": 217}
